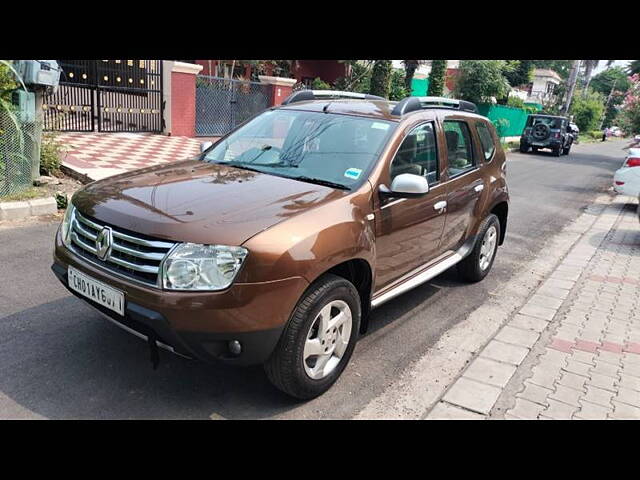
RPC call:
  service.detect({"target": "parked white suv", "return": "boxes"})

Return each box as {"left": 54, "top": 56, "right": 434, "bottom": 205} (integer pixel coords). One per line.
{"left": 614, "top": 148, "right": 640, "bottom": 197}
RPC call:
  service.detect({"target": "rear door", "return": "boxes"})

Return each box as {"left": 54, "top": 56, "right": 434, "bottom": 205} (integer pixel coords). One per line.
{"left": 439, "top": 117, "right": 485, "bottom": 253}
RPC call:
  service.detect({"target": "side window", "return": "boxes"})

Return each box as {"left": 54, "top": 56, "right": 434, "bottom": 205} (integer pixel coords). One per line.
{"left": 476, "top": 121, "right": 496, "bottom": 162}
{"left": 443, "top": 120, "right": 475, "bottom": 177}
{"left": 390, "top": 123, "right": 439, "bottom": 185}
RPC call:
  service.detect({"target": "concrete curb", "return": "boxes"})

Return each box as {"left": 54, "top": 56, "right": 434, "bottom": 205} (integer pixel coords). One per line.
{"left": 0, "top": 196, "right": 58, "bottom": 221}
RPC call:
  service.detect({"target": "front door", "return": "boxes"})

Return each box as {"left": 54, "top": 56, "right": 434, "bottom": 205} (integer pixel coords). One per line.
{"left": 439, "top": 118, "right": 484, "bottom": 253}
{"left": 373, "top": 122, "right": 447, "bottom": 291}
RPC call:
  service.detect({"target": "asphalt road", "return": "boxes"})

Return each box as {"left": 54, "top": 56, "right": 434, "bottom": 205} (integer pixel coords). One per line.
{"left": 0, "top": 140, "right": 627, "bottom": 419}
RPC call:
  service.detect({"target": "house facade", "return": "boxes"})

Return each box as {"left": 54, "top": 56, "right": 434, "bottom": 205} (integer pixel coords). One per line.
{"left": 526, "top": 68, "right": 562, "bottom": 106}
{"left": 185, "top": 60, "right": 350, "bottom": 86}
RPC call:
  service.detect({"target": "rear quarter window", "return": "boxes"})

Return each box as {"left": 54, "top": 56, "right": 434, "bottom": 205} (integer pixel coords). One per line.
{"left": 476, "top": 121, "right": 497, "bottom": 162}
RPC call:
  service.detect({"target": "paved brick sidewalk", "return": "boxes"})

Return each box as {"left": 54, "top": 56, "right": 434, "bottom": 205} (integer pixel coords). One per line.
{"left": 53, "top": 132, "right": 203, "bottom": 181}
{"left": 426, "top": 194, "right": 640, "bottom": 420}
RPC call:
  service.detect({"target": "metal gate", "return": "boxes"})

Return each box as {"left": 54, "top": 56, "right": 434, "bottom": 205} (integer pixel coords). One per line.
{"left": 43, "top": 60, "right": 163, "bottom": 133}
{"left": 195, "top": 75, "right": 271, "bottom": 136}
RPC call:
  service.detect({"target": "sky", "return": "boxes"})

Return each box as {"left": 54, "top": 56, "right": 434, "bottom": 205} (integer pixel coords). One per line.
{"left": 593, "top": 60, "right": 631, "bottom": 75}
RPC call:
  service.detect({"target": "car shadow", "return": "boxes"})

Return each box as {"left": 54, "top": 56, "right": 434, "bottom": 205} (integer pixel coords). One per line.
{"left": 0, "top": 296, "right": 302, "bottom": 419}
{"left": 0, "top": 263, "right": 469, "bottom": 420}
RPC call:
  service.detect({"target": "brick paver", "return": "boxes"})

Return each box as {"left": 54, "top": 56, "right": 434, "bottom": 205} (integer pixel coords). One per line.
{"left": 499, "top": 196, "right": 640, "bottom": 420}
{"left": 427, "top": 195, "right": 639, "bottom": 420}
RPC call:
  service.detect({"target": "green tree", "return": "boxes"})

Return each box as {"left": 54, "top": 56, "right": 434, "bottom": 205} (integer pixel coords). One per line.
{"left": 532, "top": 60, "right": 573, "bottom": 79}
{"left": 590, "top": 66, "right": 632, "bottom": 95}
{"left": 389, "top": 69, "right": 408, "bottom": 101}
{"left": 311, "top": 77, "right": 331, "bottom": 90}
{"left": 334, "top": 60, "right": 372, "bottom": 93}
{"left": 590, "top": 66, "right": 632, "bottom": 127}
{"left": 455, "top": 60, "right": 510, "bottom": 104}
{"left": 617, "top": 74, "right": 640, "bottom": 134}
{"left": 503, "top": 60, "right": 534, "bottom": 87}
{"left": 402, "top": 60, "right": 424, "bottom": 93}
{"left": 581, "top": 60, "right": 614, "bottom": 94}
{"left": 569, "top": 89, "right": 606, "bottom": 131}
{"left": 369, "top": 60, "right": 392, "bottom": 98}
{"left": 427, "top": 60, "right": 447, "bottom": 97}
{"left": 627, "top": 60, "right": 640, "bottom": 75}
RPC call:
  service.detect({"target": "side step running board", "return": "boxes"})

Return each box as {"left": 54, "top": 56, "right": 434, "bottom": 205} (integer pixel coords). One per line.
{"left": 370, "top": 238, "right": 476, "bottom": 308}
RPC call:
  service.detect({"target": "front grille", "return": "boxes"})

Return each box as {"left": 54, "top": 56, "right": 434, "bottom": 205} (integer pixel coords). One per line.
{"left": 69, "top": 209, "right": 175, "bottom": 287}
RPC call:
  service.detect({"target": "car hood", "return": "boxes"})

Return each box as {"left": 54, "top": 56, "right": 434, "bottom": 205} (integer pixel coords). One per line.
{"left": 72, "top": 159, "right": 347, "bottom": 246}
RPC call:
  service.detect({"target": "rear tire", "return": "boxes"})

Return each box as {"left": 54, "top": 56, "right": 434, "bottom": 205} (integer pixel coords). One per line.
{"left": 552, "top": 145, "right": 561, "bottom": 157}
{"left": 264, "top": 274, "right": 361, "bottom": 400}
{"left": 458, "top": 214, "right": 501, "bottom": 283}
{"left": 531, "top": 146, "right": 539, "bottom": 153}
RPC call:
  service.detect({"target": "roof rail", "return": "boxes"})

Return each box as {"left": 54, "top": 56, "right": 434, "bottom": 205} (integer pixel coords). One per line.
{"left": 391, "top": 96, "right": 478, "bottom": 116}
{"left": 281, "top": 89, "right": 386, "bottom": 105}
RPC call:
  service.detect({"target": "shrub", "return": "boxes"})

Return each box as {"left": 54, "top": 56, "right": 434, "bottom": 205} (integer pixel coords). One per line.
{"left": 369, "top": 60, "right": 392, "bottom": 98}
{"left": 311, "top": 77, "right": 331, "bottom": 90}
{"left": 40, "top": 132, "right": 64, "bottom": 176}
{"left": 589, "top": 130, "right": 603, "bottom": 140}
{"left": 428, "top": 60, "right": 447, "bottom": 97}
{"left": 493, "top": 118, "right": 511, "bottom": 139}
{"left": 388, "top": 69, "right": 408, "bottom": 101}
{"left": 334, "top": 61, "right": 371, "bottom": 94}
{"left": 506, "top": 96, "right": 525, "bottom": 109}
{"left": 569, "top": 89, "right": 606, "bottom": 132}
{"left": 455, "top": 60, "right": 510, "bottom": 104}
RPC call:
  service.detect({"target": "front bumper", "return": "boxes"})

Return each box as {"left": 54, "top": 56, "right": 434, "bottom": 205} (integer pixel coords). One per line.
{"left": 52, "top": 230, "right": 309, "bottom": 366}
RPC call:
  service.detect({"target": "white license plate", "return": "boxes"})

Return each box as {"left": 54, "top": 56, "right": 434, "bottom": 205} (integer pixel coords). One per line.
{"left": 68, "top": 266, "right": 125, "bottom": 316}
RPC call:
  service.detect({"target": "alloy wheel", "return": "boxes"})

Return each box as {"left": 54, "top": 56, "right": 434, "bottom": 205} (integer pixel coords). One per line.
{"left": 479, "top": 225, "right": 497, "bottom": 271}
{"left": 303, "top": 300, "right": 353, "bottom": 380}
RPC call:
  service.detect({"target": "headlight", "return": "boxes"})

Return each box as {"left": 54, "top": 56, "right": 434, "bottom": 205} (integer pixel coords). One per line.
{"left": 60, "top": 203, "right": 75, "bottom": 248}
{"left": 162, "top": 243, "right": 248, "bottom": 291}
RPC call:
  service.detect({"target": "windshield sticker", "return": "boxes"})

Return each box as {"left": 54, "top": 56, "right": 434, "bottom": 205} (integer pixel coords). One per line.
{"left": 371, "top": 122, "right": 390, "bottom": 130}
{"left": 344, "top": 168, "right": 362, "bottom": 180}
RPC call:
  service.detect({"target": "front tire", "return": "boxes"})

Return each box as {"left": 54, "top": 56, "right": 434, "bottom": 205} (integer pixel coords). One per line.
{"left": 552, "top": 145, "right": 561, "bottom": 157}
{"left": 264, "top": 274, "right": 361, "bottom": 399}
{"left": 458, "top": 214, "right": 500, "bottom": 283}
{"left": 562, "top": 142, "right": 571, "bottom": 155}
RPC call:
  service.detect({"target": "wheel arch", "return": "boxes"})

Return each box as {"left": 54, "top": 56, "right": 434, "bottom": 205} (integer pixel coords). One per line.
{"left": 310, "top": 258, "right": 374, "bottom": 334}
{"left": 490, "top": 201, "right": 508, "bottom": 245}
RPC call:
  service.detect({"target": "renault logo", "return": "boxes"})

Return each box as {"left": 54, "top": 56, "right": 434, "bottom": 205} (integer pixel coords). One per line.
{"left": 95, "top": 226, "right": 113, "bottom": 261}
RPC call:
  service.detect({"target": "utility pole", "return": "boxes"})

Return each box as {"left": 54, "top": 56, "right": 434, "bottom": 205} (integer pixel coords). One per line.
{"left": 561, "top": 60, "right": 582, "bottom": 115}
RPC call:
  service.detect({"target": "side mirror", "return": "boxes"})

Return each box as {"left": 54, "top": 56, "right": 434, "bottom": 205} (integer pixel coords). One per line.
{"left": 380, "top": 173, "right": 430, "bottom": 199}
{"left": 200, "top": 141, "right": 213, "bottom": 153}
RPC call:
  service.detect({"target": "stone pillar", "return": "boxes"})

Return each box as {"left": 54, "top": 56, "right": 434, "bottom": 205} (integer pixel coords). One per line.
{"left": 169, "top": 61, "right": 203, "bottom": 137}
{"left": 258, "top": 75, "right": 298, "bottom": 106}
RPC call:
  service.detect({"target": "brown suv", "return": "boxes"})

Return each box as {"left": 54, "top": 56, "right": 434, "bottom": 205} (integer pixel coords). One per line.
{"left": 52, "top": 92, "right": 509, "bottom": 399}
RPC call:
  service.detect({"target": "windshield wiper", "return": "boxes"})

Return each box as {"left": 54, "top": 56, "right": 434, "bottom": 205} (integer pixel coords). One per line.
{"left": 291, "top": 176, "right": 350, "bottom": 190}
{"left": 224, "top": 163, "right": 263, "bottom": 173}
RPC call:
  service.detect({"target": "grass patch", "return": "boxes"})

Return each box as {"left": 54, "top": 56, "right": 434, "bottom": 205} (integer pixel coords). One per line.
{"left": 0, "top": 187, "right": 49, "bottom": 202}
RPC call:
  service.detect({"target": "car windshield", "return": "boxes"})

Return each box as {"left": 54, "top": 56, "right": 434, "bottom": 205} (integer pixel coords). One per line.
{"left": 203, "top": 109, "right": 396, "bottom": 190}
{"left": 527, "top": 116, "right": 563, "bottom": 129}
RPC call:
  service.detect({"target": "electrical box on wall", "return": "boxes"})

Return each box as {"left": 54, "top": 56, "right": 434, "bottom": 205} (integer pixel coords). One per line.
{"left": 11, "top": 90, "right": 36, "bottom": 123}
{"left": 15, "top": 60, "right": 60, "bottom": 90}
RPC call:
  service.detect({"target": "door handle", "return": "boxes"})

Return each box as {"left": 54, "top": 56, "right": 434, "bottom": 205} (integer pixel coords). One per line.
{"left": 474, "top": 184, "right": 484, "bottom": 193}
{"left": 434, "top": 201, "right": 447, "bottom": 211}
